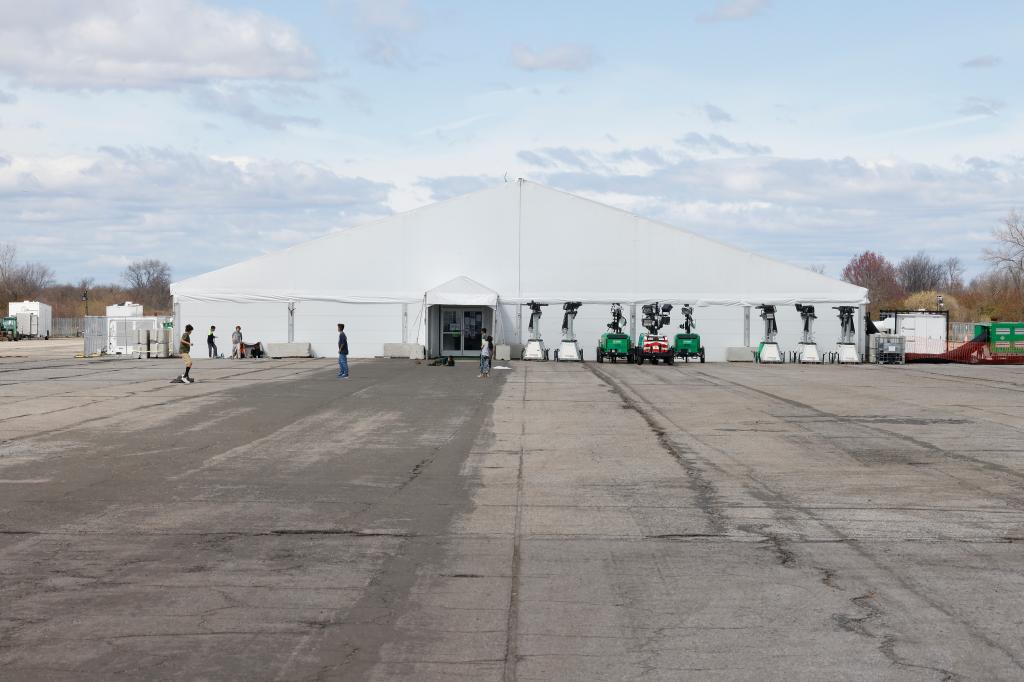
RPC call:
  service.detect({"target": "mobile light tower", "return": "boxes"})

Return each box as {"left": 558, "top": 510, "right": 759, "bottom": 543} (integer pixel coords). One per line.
{"left": 834, "top": 306, "right": 859, "bottom": 363}
{"left": 522, "top": 300, "right": 549, "bottom": 361}
{"left": 673, "top": 304, "right": 705, "bottom": 363}
{"left": 635, "top": 303, "right": 674, "bottom": 365}
{"left": 795, "top": 304, "right": 820, "bottom": 363}
{"left": 596, "top": 303, "right": 633, "bottom": 363}
{"left": 555, "top": 301, "right": 584, "bottom": 362}
{"left": 756, "top": 304, "right": 783, "bottom": 363}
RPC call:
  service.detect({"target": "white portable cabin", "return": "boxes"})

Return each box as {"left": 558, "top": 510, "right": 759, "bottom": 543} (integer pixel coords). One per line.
{"left": 876, "top": 310, "right": 948, "bottom": 355}
{"left": 8, "top": 301, "right": 53, "bottom": 338}
{"left": 171, "top": 180, "right": 869, "bottom": 361}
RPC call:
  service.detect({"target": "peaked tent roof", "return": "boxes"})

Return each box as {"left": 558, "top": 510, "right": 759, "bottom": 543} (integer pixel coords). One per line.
{"left": 424, "top": 276, "right": 498, "bottom": 306}
{"left": 171, "top": 180, "right": 867, "bottom": 306}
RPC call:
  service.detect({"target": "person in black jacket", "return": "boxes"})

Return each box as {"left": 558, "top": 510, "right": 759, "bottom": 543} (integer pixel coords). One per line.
{"left": 337, "top": 323, "right": 349, "bottom": 378}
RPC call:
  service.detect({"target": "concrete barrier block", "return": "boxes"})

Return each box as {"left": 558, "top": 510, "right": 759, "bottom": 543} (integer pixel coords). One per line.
{"left": 726, "top": 346, "right": 757, "bottom": 362}
{"left": 265, "top": 342, "right": 311, "bottom": 358}
{"left": 383, "top": 343, "right": 425, "bottom": 359}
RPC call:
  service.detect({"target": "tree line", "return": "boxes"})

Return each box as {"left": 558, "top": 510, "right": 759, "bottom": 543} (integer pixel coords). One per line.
{"left": 841, "top": 211, "right": 1024, "bottom": 322}
{"left": 0, "top": 243, "right": 172, "bottom": 317}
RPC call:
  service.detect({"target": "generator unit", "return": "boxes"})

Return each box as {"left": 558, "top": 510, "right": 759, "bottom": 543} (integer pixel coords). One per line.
{"left": 596, "top": 303, "right": 634, "bottom": 363}
{"left": 977, "top": 322, "right": 1024, "bottom": 356}
{"left": 672, "top": 304, "right": 705, "bottom": 363}
{"left": 635, "top": 303, "right": 675, "bottom": 365}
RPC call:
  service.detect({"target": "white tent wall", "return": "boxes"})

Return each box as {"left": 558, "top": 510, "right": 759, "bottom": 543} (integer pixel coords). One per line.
{"left": 496, "top": 303, "right": 519, "bottom": 350}
{"left": 292, "top": 302, "right": 406, "bottom": 358}
{"left": 177, "top": 301, "right": 288, "bottom": 357}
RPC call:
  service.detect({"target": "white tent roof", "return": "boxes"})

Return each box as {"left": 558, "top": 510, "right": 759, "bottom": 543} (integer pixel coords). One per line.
{"left": 424, "top": 276, "right": 499, "bottom": 307}
{"left": 172, "top": 180, "right": 867, "bottom": 306}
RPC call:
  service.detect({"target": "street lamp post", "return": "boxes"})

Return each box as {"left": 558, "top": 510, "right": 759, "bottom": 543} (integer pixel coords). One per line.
{"left": 81, "top": 290, "right": 88, "bottom": 316}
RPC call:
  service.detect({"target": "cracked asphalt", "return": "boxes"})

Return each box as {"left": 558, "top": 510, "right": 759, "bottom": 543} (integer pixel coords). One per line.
{"left": 2, "top": 342, "right": 1024, "bottom": 680}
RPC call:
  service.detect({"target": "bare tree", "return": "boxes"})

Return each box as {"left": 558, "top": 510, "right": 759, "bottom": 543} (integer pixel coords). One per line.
{"left": 122, "top": 259, "right": 172, "bottom": 312}
{"left": 806, "top": 264, "right": 827, "bottom": 275}
{"left": 896, "top": 251, "right": 945, "bottom": 294}
{"left": 0, "top": 243, "right": 18, "bottom": 292}
{"left": 943, "top": 256, "right": 965, "bottom": 292}
{"left": 0, "top": 242, "right": 55, "bottom": 303}
{"left": 984, "top": 210, "right": 1024, "bottom": 292}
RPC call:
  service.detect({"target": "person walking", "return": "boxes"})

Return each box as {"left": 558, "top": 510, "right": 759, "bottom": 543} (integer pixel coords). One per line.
{"left": 479, "top": 334, "right": 493, "bottom": 378}
{"left": 337, "top": 323, "right": 349, "bottom": 378}
{"left": 207, "top": 325, "right": 218, "bottom": 358}
{"left": 231, "top": 326, "right": 243, "bottom": 358}
{"left": 180, "top": 324, "right": 195, "bottom": 383}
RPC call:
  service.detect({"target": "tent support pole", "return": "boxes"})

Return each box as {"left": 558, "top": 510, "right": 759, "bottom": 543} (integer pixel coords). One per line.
{"left": 402, "top": 303, "right": 408, "bottom": 343}
{"left": 515, "top": 305, "right": 522, "bottom": 347}
{"left": 743, "top": 306, "right": 751, "bottom": 347}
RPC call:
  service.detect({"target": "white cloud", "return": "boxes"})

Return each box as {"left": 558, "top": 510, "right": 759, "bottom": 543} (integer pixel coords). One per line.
{"left": 0, "top": 0, "right": 316, "bottom": 90}
{"left": 332, "top": 0, "right": 422, "bottom": 68}
{"left": 703, "top": 103, "right": 734, "bottom": 123}
{"left": 677, "top": 132, "right": 771, "bottom": 156}
{"left": 699, "top": 0, "right": 770, "bottom": 22}
{"left": 957, "top": 97, "right": 1004, "bottom": 117}
{"left": 349, "top": 0, "right": 421, "bottom": 33}
{"left": 0, "top": 90, "right": 16, "bottom": 104}
{"left": 417, "top": 175, "right": 502, "bottom": 201}
{"left": 961, "top": 55, "right": 1001, "bottom": 69}
{"left": 191, "top": 85, "right": 320, "bottom": 130}
{"left": 511, "top": 44, "right": 595, "bottom": 72}
{"left": 0, "top": 147, "right": 392, "bottom": 281}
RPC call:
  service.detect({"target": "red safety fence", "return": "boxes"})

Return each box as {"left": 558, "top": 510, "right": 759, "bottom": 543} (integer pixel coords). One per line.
{"left": 906, "top": 331, "right": 1024, "bottom": 364}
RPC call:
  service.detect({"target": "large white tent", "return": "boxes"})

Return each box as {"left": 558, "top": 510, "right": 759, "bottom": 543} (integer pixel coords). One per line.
{"left": 171, "top": 179, "right": 868, "bottom": 361}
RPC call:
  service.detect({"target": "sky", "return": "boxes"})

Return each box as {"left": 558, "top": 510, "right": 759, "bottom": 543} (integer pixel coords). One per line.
{"left": 0, "top": 0, "right": 1021, "bottom": 284}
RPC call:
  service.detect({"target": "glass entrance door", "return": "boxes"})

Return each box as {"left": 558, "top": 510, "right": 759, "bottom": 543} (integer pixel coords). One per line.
{"left": 440, "top": 308, "right": 484, "bottom": 356}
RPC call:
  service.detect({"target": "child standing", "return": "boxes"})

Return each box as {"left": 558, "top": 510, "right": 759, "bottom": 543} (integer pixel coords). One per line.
{"left": 180, "top": 325, "right": 194, "bottom": 383}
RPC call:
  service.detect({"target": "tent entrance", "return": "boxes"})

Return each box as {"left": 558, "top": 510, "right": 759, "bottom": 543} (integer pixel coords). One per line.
{"left": 438, "top": 306, "right": 491, "bottom": 356}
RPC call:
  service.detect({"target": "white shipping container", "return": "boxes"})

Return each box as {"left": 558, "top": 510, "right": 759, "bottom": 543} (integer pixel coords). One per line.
{"left": 893, "top": 313, "right": 947, "bottom": 354}
{"left": 8, "top": 301, "right": 53, "bottom": 338}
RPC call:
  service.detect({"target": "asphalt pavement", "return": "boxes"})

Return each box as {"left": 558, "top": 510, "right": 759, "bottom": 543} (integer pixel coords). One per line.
{"left": 1, "top": 346, "right": 1024, "bottom": 680}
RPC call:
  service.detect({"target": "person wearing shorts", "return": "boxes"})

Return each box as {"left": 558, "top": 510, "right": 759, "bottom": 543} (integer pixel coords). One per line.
{"left": 180, "top": 324, "right": 194, "bottom": 383}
